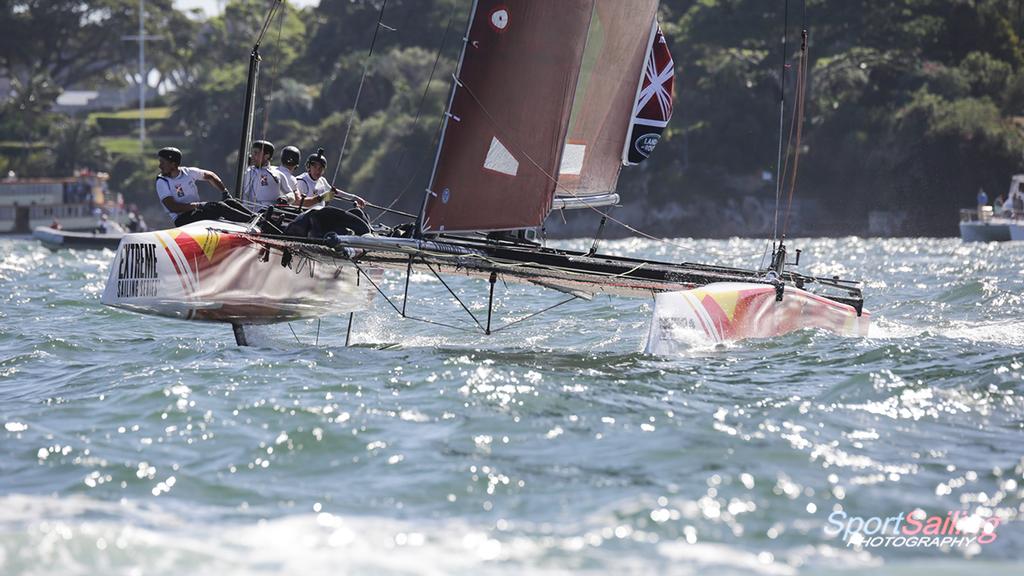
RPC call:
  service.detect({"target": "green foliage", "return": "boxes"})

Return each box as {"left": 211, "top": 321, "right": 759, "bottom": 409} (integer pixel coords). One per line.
{"left": 110, "top": 155, "right": 160, "bottom": 209}
{"left": 3, "top": 0, "right": 1024, "bottom": 234}
{"left": 51, "top": 117, "right": 111, "bottom": 174}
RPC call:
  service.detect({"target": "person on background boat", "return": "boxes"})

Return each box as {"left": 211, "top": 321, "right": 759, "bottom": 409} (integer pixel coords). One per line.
{"left": 126, "top": 209, "right": 148, "bottom": 233}
{"left": 1014, "top": 193, "right": 1024, "bottom": 217}
{"left": 95, "top": 213, "right": 125, "bottom": 235}
{"left": 49, "top": 218, "right": 62, "bottom": 230}
{"left": 156, "top": 147, "right": 253, "bottom": 227}
{"left": 976, "top": 187, "right": 989, "bottom": 219}
{"left": 242, "top": 140, "right": 297, "bottom": 209}
{"left": 280, "top": 145, "right": 302, "bottom": 191}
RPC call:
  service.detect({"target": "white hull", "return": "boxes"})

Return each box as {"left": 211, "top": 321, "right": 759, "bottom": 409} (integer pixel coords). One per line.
{"left": 1010, "top": 223, "right": 1024, "bottom": 241}
{"left": 959, "top": 221, "right": 1011, "bottom": 242}
{"left": 101, "top": 220, "right": 376, "bottom": 324}
{"left": 33, "top": 226, "right": 123, "bottom": 250}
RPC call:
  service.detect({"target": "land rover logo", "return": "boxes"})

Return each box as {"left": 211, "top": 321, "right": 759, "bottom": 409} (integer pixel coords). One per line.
{"left": 634, "top": 134, "right": 661, "bottom": 158}
{"left": 441, "top": 188, "right": 450, "bottom": 204}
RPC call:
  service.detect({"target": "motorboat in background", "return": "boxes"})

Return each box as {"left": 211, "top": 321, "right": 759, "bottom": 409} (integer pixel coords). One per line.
{"left": 960, "top": 174, "right": 1024, "bottom": 242}
{"left": 0, "top": 171, "right": 123, "bottom": 234}
{"left": 32, "top": 226, "right": 124, "bottom": 250}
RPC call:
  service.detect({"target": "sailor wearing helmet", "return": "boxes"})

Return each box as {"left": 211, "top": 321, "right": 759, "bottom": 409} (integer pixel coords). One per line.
{"left": 155, "top": 147, "right": 252, "bottom": 227}
{"left": 242, "top": 140, "right": 298, "bottom": 209}
{"left": 296, "top": 148, "right": 367, "bottom": 210}
{"left": 279, "top": 145, "right": 302, "bottom": 191}
{"left": 282, "top": 147, "right": 373, "bottom": 238}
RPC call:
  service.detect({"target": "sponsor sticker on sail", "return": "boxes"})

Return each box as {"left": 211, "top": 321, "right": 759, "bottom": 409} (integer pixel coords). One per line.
{"left": 624, "top": 23, "right": 674, "bottom": 166}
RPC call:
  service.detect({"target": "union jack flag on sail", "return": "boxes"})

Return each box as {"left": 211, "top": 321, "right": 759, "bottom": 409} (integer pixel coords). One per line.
{"left": 624, "top": 23, "right": 675, "bottom": 165}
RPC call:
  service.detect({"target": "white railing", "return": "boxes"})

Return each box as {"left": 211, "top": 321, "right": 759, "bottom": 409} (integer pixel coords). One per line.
{"left": 961, "top": 206, "right": 1023, "bottom": 222}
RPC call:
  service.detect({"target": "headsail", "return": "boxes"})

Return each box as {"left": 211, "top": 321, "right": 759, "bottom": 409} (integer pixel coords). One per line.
{"left": 554, "top": 0, "right": 660, "bottom": 207}
{"left": 420, "top": 0, "right": 595, "bottom": 234}
{"left": 624, "top": 24, "right": 675, "bottom": 166}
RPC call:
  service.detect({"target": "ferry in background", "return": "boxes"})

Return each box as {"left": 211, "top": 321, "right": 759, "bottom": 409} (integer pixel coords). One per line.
{"left": 0, "top": 170, "right": 123, "bottom": 234}
{"left": 959, "top": 174, "right": 1024, "bottom": 242}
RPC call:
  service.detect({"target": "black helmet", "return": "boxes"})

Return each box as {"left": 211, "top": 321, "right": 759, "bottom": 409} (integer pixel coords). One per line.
{"left": 281, "top": 146, "right": 301, "bottom": 167}
{"left": 252, "top": 140, "right": 275, "bottom": 157}
{"left": 157, "top": 147, "right": 182, "bottom": 164}
{"left": 306, "top": 147, "right": 328, "bottom": 168}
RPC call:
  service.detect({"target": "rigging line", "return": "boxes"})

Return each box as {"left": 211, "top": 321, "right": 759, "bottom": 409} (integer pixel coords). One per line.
{"left": 777, "top": 34, "right": 805, "bottom": 212}
{"left": 288, "top": 322, "right": 302, "bottom": 345}
{"left": 348, "top": 260, "right": 479, "bottom": 333}
{"left": 331, "top": 0, "right": 391, "bottom": 187}
{"left": 408, "top": 250, "right": 653, "bottom": 296}
{"left": 489, "top": 295, "right": 580, "bottom": 334}
{"left": 771, "top": 0, "right": 790, "bottom": 245}
{"left": 424, "top": 262, "right": 486, "bottom": 332}
{"left": 372, "top": 4, "right": 458, "bottom": 224}
{"left": 454, "top": 80, "right": 696, "bottom": 254}
{"left": 782, "top": 32, "right": 808, "bottom": 236}
{"left": 761, "top": 0, "right": 791, "bottom": 271}
{"left": 258, "top": 0, "right": 288, "bottom": 140}
{"left": 778, "top": 0, "right": 809, "bottom": 194}
{"left": 782, "top": 4, "right": 810, "bottom": 237}
{"left": 255, "top": 0, "right": 283, "bottom": 46}
{"left": 371, "top": 120, "right": 444, "bottom": 224}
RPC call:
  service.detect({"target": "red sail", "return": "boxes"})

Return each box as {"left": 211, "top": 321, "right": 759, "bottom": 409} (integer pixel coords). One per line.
{"left": 624, "top": 23, "right": 675, "bottom": 165}
{"left": 557, "top": 0, "right": 659, "bottom": 201}
{"left": 420, "top": 0, "right": 594, "bottom": 234}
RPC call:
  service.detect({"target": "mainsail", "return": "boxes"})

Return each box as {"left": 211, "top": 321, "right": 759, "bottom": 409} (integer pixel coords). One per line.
{"left": 420, "top": 0, "right": 668, "bottom": 233}
{"left": 554, "top": 0, "right": 660, "bottom": 208}
{"left": 420, "top": 0, "right": 594, "bottom": 233}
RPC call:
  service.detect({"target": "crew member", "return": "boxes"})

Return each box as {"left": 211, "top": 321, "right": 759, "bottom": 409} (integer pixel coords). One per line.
{"left": 242, "top": 140, "right": 296, "bottom": 209}
{"left": 155, "top": 147, "right": 252, "bottom": 227}
{"left": 284, "top": 148, "right": 372, "bottom": 237}
{"left": 280, "top": 145, "right": 302, "bottom": 191}
{"left": 296, "top": 148, "right": 367, "bottom": 209}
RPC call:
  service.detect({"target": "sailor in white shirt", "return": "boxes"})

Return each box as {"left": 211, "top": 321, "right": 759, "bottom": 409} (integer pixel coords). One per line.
{"left": 280, "top": 146, "right": 302, "bottom": 192}
{"left": 297, "top": 148, "right": 367, "bottom": 209}
{"left": 281, "top": 148, "right": 373, "bottom": 237}
{"left": 242, "top": 140, "right": 298, "bottom": 209}
{"left": 155, "top": 147, "right": 252, "bottom": 227}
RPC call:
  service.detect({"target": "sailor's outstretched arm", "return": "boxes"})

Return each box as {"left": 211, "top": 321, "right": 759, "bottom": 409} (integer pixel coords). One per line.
{"left": 197, "top": 169, "right": 230, "bottom": 197}
{"left": 330, "top": 186, "right": 366, "bottom": 208}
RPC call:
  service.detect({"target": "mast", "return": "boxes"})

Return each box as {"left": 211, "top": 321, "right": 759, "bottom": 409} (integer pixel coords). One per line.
{"left": 415, "top": 0, "right": 481, "bottom": 237}
{"left": 232, "top": 1, "right": 283, "bottom": 199}
{"left": 233, "top": 46, "right": 261, "bottom": 199}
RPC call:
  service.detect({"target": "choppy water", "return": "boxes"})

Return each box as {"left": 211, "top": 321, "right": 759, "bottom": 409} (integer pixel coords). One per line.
{"left": 1, "top": 236, "right": 1022, "bottom": 575}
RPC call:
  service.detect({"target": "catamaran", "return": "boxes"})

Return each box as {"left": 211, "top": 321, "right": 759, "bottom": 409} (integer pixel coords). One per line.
{"left": 101, "top": 0, "right": 869, "bottom": 350}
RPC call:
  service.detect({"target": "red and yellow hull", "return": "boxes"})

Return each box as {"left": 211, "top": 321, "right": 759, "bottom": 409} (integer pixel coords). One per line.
{"left": 645, "top": 282, "right": 869, "bottom": 352}
{"left": 101, "top": 221, "right": 375, "bottom": 324}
